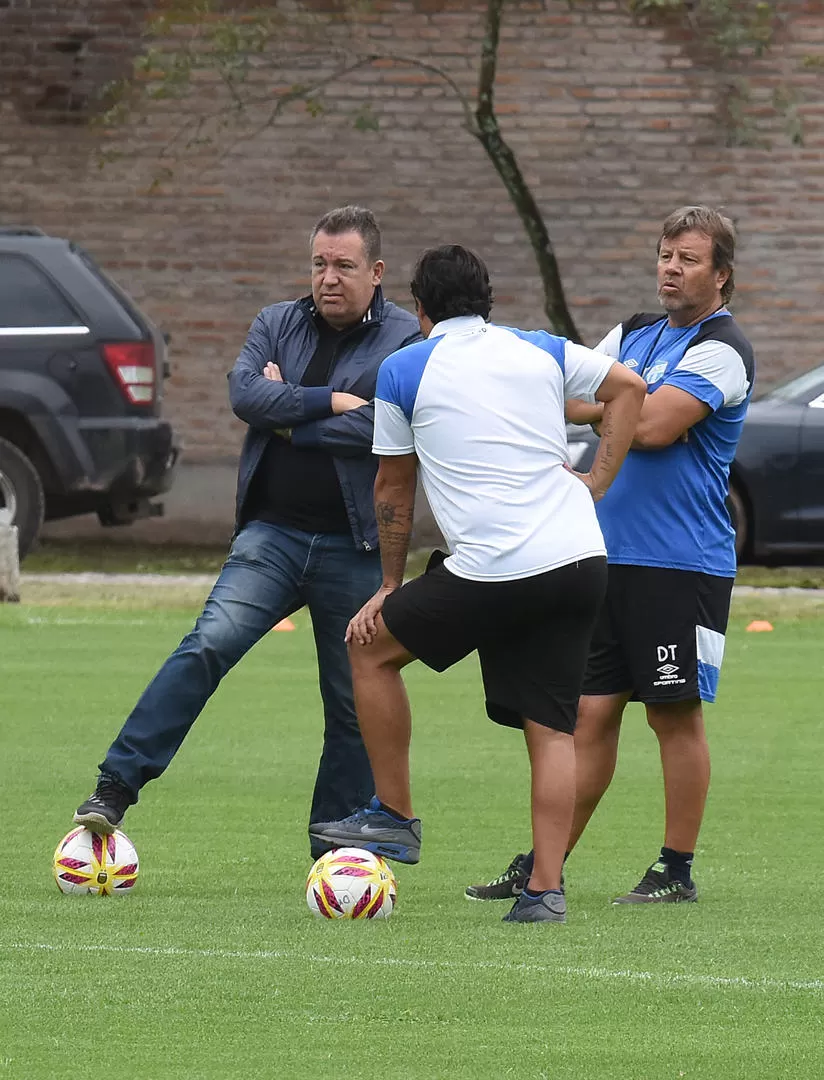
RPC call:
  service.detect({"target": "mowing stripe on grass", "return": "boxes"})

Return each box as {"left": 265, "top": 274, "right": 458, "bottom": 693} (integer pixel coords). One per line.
{"left": 6, "top": 941, "right": 823, "bottom": 995}
{"left": 25, "top": 616, "right": 153, "bottom": 626}
{"left": 22, "top": 573, "right": 216, "bottom": 586}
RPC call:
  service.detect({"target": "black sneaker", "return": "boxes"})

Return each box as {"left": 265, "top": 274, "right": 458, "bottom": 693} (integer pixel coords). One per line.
{"left": 465, "top": 853, "right": 531, "bottom": 901}
{"left": 73, "top": 775, "right": 133, "bottom": 834}
{"left": 503, "top": 889, "right": 566, "bottom": 924}
{"left": 612, "top": 861, "right": 698, "bottom": 904}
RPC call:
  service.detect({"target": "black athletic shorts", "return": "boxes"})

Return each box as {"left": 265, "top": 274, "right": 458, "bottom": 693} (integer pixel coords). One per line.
{"left": 582, "top": 564, "right": 734, "bottom": 704}
{"left": 381, "top": 552, "right": 607, "bottom": 734}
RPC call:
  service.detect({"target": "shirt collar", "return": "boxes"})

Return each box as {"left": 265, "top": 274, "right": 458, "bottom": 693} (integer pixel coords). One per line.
{"left": 302, "top": 285, "right": 383, "bottom": 328}
{"left": 428, "top": 315, "right": 488, "bottom": 339}
{"left": 664, "top": 306, "right": 730, "bottom": 331}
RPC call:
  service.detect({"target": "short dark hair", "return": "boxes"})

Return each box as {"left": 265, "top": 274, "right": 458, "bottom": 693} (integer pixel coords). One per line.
{"left": 310, "top": 205, "right": 381, "bottom": 263}
{"left": 658, "top": 205, "right": 737, "bottom": 304}
{"left": 410, "top": 245, "right": 494, "bottom": 324}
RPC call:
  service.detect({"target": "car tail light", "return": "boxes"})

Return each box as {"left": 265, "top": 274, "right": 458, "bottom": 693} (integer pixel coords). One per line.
{"left": 101, "top": 342, "right": 156, "bottom": 405}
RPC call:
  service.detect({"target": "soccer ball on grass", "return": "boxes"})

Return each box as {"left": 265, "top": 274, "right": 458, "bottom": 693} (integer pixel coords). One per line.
{"left": 306, "top": 847, "right": 396, "bottom": 919}
{"left": 53, "top": 826, "right": 139, "bottom": 896}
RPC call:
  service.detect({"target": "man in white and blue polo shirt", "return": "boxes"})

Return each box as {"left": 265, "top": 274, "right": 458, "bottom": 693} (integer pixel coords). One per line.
{"left": 310, "top": 244, "right": 646, "bottom": 924}
{"left": 467, "top": 206, "right": 755, "bottom": 906}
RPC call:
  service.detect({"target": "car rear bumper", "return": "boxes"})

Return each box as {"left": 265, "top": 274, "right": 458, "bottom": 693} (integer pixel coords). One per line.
{"left": 72, "top": 417, "right": 180, "bottom": 497}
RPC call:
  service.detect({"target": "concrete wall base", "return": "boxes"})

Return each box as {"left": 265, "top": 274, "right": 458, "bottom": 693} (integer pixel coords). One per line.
{"left": 40, "top": 462, "right": 443, "bottom": 549}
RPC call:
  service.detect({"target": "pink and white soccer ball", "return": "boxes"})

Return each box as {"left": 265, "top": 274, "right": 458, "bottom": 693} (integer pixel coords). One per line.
{"left": 53, "top": 826, "right": 139, "bottom": 896}
{"left": 306, "top": 847, "right": 397, "bottom": 920}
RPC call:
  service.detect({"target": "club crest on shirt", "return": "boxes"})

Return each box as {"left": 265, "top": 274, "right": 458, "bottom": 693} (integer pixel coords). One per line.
{"left": 645, "top": 359, "right": 668, "bottom": 385}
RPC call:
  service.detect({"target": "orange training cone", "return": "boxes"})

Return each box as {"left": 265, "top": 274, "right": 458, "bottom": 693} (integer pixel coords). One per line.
{"left": 273, "top": 618, "right": 296, "bottom": 632}
{"left": 746, "top": 620, "right": 774, "bottom": 632}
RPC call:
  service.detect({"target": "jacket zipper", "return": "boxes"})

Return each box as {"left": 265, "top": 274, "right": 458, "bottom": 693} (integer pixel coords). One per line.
{"left": 324, "top": 324, "right": 376, "bottom": 554}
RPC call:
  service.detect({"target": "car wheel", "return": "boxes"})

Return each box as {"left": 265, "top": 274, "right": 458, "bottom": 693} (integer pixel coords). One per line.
{"left": 727, "top": 482, "right": 748, "bottom": 561}
{"left": 0, "top": 436, "right": 45, "bottom": 561}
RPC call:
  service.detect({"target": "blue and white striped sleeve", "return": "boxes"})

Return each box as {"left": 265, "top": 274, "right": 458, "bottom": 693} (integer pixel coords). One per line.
{"left": 373, "top": 355, "right": 415, "bottom": 455}
{"left": 665, "top": 340, "right": 750, "bottom": 411}
{"left": 373, "top": 338, "right": 439, "bottom": 455}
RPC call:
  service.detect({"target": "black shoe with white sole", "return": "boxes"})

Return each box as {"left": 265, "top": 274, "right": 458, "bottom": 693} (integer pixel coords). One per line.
{"left": 465, "top": 853, "right": 531, "bottom": 901}
{"left": 73, "top": 775, "right": 133, "bottom": 834}
{"left": 612, "top": 861, "right": 698, "bottom": 904}
{"left": 465, "top": 851, "right": 564, "bottom": 901}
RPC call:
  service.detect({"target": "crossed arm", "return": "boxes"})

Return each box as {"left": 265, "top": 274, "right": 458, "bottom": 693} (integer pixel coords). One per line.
{"left": 567, "top": 384, "right": 710, "bottom": 449}
{"left": 258, "top": 362, "right": 369, "bottom": 451}
{"left": 227, "top": 314, "right": 370, "bottom": 451}
{"left": 228, "top": 315, "right": 421, "bottom": 455}
{"left": 568, "top": 362, "right": 647, "bottom": 499}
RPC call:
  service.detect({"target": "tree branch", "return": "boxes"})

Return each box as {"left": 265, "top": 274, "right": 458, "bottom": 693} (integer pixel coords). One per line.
{"left": 209, "top": 50, "right": 478, "bottom": 160}
{"left": 222, "top": 50, "right": 477, "bottom": 133}
{"left": 474, "top": 0, "right": 582, "bottom": 341}
{"left": 99, "top": 6, "right": 581, "bottom": 341}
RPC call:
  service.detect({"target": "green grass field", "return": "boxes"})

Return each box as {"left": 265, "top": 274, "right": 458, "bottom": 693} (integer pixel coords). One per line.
{"left": 1, "top": 593, "right": 822, "bottom": 1079}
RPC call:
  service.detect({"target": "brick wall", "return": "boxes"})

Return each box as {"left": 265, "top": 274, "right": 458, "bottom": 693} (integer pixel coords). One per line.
{"left": 0, "top": 0, "right": 151, "bottom": 121}
{"left": 2, "top": 0, "right": 823, "bottom": 464}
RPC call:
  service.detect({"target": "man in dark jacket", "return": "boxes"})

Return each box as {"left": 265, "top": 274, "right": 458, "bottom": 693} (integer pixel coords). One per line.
{"left": 73, "top": 206, "right": 420, "bottom": 855}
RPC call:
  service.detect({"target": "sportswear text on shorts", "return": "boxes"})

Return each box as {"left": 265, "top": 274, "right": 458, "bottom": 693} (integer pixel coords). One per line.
{"left": 582, "top": 564, "right": 733, "bottom": 704}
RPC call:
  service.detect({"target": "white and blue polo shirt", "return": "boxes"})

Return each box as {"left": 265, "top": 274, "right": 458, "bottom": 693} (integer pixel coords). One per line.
{"left": 594, "top": 310, "right": 755, "bottom": 578}
{"left": 373, "top": 315, "right": 615, "bottom": 582}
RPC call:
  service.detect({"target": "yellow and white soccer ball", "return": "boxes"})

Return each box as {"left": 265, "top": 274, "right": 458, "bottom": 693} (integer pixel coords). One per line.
{"left": 306, "top": 847, "right": 397, "bottom": 920}
{"left": 53, "top": 826, "right": 139, "bottom": 896}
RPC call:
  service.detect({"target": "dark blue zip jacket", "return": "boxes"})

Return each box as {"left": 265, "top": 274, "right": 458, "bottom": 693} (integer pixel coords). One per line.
{"left": 228, "top": 287, "right": 420, "bottom": 551}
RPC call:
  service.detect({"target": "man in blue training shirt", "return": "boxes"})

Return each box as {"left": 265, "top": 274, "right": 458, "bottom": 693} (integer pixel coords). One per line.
{"left": 467, "top": 205, "right": 754, "bottom": 905}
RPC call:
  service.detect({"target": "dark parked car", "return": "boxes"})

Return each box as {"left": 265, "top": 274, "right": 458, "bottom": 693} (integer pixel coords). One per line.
{"left": 566, "top": 365, "right": 824, "bottom": 564}
{"left": 0, "top": 227, "right": 179, "bottom": 559}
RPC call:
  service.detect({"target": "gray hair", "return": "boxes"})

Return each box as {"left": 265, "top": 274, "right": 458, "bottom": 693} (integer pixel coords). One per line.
{"left": 310, "top": 206, "right": 381, "bottom": 264}
{"left": 659, "top": 205, "right": 736, "bottom": 304}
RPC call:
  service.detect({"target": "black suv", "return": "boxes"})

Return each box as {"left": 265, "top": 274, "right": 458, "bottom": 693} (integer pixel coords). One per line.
{"left": 0, "top": 227, "right": 179, "bottom": 558}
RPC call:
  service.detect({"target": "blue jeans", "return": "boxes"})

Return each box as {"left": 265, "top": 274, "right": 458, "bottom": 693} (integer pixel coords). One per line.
{"left": 102, "top": 521, "right": 381, "bottom": 853}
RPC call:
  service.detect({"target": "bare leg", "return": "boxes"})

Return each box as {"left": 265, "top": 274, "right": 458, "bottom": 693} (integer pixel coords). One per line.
{"left": 347, "top": 615, "right": 416, "bottom": 819}
{"left": 567, "top": 692, "right": 631, "bottom": 852}
{"left": 646, "top": 699, "right": 709, "bottom": 853}
{"left": 523, "top": 720, "right": 576, "bottom": 892}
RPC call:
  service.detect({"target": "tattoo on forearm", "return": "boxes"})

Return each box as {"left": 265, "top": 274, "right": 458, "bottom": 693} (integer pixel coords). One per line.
{"left": 377, "top": 502, "right": 396, "bottom": 527}
{"left": 592, "top": 408, "right": 616, "bottom": 487}
{"left": 375, "top": 496, "right": 414, "bottom": 587}
{"left": 601, "top": 416, "right": 614, "bottom": 460}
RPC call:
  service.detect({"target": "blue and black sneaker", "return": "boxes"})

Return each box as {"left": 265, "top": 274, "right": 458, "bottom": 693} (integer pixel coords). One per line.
{"left": 503, "top": 889, "right": 567, "bottom": 924}
{"left": 308, "top": 797, "right": 422, "bottom": 864}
